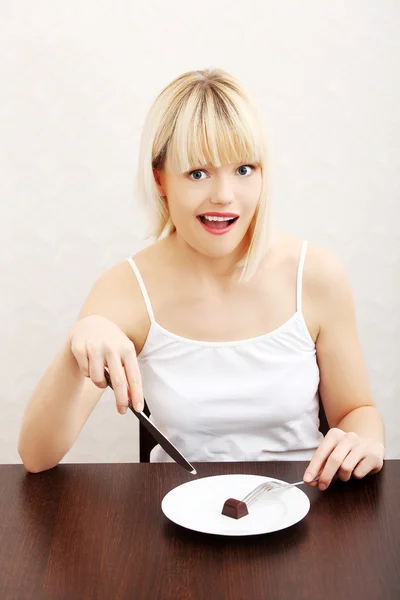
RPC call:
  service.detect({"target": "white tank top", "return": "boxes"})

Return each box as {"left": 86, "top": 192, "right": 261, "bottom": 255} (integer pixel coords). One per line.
{"left": 127, "top": 240, "right": 323, "bottom": 463}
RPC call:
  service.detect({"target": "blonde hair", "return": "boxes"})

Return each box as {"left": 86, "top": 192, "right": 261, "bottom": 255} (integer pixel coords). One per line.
{"left": 136, "top": 68, "right": 272, "bottom": 282}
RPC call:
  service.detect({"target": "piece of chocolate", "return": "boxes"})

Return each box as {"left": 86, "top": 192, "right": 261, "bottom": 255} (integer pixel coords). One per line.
{"left": 221, "top": 498, "right": 249, "bottom": 519}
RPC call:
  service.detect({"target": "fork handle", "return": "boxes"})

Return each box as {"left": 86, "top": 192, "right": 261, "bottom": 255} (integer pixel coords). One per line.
{"left": 290, "top": 477, "right": 319, "bottom": 487}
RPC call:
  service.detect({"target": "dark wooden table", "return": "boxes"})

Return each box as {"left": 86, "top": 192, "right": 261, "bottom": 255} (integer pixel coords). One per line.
{"left": 0, "top": 460, "right": 399, "bottom": 600}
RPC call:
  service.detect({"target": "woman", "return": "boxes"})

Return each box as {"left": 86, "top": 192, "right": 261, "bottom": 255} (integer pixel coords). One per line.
{"left": 18, "top": 68, "right": 385, "bottom": 491}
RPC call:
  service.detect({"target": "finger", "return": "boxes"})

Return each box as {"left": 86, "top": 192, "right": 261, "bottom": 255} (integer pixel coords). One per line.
{"left": 87, "top": 344, "right": 109, "bottom": 388}
{"left": 71, "top": 342, "right": 91, "bottom": 378}
{"left": 337, "top": 446, "right": 366, "bottom": 482}
{"left": 105, "top": 352, "right": 129, "bottom": 414}
{"left": 353, "top": 454, "right": 382, "bottom": 479}
{"left": 318, "top": 438, "right": 355, "bottom": 489}
{"left": 122, "top": 350, "right": 144, "bottom": 412}
{"left": 307, "top": 466, "right": 324, "bottom": 486}
{"left": 303, "top": 428, "right": 345, "bottom": 483}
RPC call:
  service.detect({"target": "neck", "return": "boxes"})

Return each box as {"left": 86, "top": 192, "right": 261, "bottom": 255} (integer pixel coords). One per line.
{"left": 166, "top": 231, "right": 249, "bottom": 284}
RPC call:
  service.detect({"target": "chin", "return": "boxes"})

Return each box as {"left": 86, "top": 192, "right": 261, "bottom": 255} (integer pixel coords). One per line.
{"left": 175, "top": 225, "right": 249, "bottom": 259}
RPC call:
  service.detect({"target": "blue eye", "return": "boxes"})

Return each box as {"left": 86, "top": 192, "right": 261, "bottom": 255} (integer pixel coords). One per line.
{"left": 188, "top": 164, "right": 256, "bottom": 180}
{"left": 237, "top": 165, "right": 255, "bottom": 176}
{"left": 189, "top": 170, "right": 207, "bottom": 181}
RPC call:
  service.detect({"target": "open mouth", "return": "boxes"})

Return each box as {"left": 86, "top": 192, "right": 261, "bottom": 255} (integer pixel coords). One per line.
{"left": 196, "top": 215, "right": 239, "bottom": 234}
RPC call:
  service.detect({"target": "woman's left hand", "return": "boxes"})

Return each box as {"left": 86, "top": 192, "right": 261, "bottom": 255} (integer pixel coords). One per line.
{"left": 303, "top": 428, "right": 385, "bottom": 490}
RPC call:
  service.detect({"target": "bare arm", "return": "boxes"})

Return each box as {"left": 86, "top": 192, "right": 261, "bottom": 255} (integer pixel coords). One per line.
{"left": 303, "top": 248, "right": 385, "bottom": 489}
{"left": 18, "top": 340, "right": 104, "bottom": 472}
{"left": 314, "top": 250, "right": 385, "bottom": 446}
{"left": 18, "top": 261, "right": 140, "bottom": 473}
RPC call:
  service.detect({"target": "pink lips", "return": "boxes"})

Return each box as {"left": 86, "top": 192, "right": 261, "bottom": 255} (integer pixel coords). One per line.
{"left": 196, "top": 212, "right": 240, "bottom": 235}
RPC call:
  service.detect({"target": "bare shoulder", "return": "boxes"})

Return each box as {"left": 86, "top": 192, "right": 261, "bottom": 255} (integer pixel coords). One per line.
{"left": 270, "top": 231, "right": 353, "bottom": 339}
{"left": 304, "top": 241, "right": 352, "bottom": 309}
{"left": 78, "top": 241, "right": 165, "bottom": 352}
{"left": 270, "top": 230, "right": 347, "bottom": 280}
{"left": 78, "top": 260, "right": 141, "bottom": 339}
{"left": 304, "top": 242, "right": 349, "bottom": 290}
{"left": 302, "top": 240, "right": 355, "bottom": 330}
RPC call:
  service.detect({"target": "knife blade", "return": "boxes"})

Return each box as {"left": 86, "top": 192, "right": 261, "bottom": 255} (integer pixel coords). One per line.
{"left": 103, "top": 369, "right": 197, "bottom": 475}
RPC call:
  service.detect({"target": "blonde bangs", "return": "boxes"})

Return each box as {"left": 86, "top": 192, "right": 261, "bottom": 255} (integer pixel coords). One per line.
{"left": 166, "top": 85, "right": 265, "bottom": 175}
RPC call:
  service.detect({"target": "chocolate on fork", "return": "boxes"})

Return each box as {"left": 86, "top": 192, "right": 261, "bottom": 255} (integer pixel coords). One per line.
{"left": 221, "top": 477, "right": 320, "bottom": 519}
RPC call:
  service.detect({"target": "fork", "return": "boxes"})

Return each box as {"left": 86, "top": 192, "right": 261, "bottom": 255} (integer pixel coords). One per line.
{"left": 242, "top": 476, "right": 320, "bottom": 507}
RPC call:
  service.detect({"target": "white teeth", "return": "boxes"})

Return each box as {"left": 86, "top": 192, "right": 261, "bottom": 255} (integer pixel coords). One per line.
{"left": 203, "top": 215, "right": 235, "bottom": 221}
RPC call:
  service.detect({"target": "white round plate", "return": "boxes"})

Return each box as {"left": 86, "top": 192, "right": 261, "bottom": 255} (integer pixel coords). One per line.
{"left": 161, "top": 474, "right": 310, "bottom": 536}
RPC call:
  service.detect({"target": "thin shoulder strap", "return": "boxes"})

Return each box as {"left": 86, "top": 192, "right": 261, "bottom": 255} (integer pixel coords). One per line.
{"left": 296, "top": 240, "right": 308, "bottom": 314}
{"left": 126, "top": 257, "right": 155, "bottom": 322}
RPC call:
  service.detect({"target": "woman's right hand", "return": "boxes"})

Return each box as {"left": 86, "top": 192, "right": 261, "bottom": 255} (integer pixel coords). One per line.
{"left": 68, "top": 314, "right": 144, "bottom": 414}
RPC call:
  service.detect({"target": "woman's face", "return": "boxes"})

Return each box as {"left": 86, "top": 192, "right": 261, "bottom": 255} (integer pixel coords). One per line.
{"left": 153, "top": 156, "right": 263, "bottom": 259}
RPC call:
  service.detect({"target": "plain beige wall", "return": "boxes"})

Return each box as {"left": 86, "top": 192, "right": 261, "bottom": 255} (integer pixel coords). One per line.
{"left": 1, "top": 0, "right": 399, "bottom": 463}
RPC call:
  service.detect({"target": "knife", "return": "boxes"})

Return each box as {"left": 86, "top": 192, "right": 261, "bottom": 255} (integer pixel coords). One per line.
{"left": 103, "top": 369, "right": 197, "bottom": 475}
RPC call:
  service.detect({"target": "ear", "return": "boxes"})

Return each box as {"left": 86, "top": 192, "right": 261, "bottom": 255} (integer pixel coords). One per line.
{"left": 153, "top": 167, "right": 167, "bottom": 197}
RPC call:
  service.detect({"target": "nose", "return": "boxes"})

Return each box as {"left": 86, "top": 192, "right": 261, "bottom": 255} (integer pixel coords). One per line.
{"left": 209, "top": 176, "right": 235, "bottom": 206}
